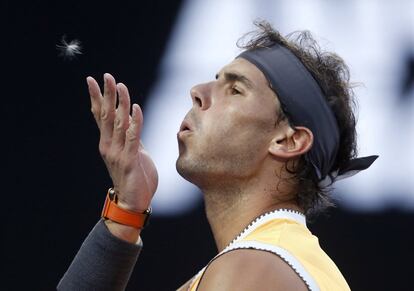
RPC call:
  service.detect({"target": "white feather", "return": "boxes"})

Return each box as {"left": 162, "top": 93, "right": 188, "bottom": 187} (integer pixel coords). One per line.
{"left": 56, "top": 35, "right": 82, "bottom": 60}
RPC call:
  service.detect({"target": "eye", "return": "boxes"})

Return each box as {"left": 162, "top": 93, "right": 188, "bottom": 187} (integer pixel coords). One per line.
{"left": 231, "top": 86, "right": 241, "bottom": 95}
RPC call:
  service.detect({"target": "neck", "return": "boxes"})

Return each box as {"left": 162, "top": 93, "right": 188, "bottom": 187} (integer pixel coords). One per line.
{"left": 202, "top": 180, "right": 302, "bottom": 252}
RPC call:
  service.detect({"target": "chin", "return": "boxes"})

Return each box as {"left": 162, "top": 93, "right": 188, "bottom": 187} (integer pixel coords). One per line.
{"left": 176, "top": 155, "right": 193, "bottom": 181}
{"left": 176, "top": 154, "right": 208, "bottom": 186}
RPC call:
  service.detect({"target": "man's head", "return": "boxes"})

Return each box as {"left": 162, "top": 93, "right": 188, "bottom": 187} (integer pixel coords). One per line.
{"left": 177, "top": 20, "right": 358, "bottom": 215}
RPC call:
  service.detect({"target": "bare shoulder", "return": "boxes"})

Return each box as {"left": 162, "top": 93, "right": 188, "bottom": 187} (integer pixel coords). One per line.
{"left": 176, "top": 277, "right": 192, "bottom": 291}
{"left": 197, "top": 248, "right": 308, "bottom": 291}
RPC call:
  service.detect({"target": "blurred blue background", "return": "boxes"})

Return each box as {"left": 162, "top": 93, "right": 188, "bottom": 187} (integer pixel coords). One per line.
{"left": 4, "top": 0, "right": 413, "bottom": 290}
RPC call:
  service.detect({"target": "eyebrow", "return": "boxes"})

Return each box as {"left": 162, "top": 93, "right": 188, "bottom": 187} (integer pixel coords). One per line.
{"left": 215, "top": 71, "right": 254, "bottom": 89}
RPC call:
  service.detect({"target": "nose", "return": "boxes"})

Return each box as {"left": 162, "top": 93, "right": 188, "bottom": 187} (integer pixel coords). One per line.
{"left": 190, "top": 82, "right": 212, "bottom": 110}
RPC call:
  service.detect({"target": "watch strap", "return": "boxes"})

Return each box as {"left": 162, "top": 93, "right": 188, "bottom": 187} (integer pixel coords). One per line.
{"left": 101, "top": 188, "right": 151, "bottom": 229}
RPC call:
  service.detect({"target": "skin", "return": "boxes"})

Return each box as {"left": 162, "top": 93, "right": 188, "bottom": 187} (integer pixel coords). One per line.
{"left": 87, "top": 58, "right": 313, "bottom": 290}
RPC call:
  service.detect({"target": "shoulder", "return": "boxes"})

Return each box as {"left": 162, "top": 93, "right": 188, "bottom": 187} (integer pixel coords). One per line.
{"left": 197, "top": 248, "right": 308, "bottom": 291}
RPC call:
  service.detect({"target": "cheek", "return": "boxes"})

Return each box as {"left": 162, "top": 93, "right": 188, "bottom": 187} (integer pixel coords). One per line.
{"left": 232, "top": 102, "right": 276, "bottom": 133}
{"left": 204, "top": 107, "right": 274, "bottom": 150}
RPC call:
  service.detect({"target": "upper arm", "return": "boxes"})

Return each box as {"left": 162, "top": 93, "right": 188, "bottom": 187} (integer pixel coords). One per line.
{"left": 197, "top": 249, "right": 308, "bottom": 291}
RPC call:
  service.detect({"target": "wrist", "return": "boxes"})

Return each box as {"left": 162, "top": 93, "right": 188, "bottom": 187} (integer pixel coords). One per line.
{"left": 104, "top": 219, "right": 141, "bottom": 243}
{"left": 101, "top": 188, "right": 152, "bottom": 229}
{"left": 117, "top": 199, "right": 149, "bottom": 214}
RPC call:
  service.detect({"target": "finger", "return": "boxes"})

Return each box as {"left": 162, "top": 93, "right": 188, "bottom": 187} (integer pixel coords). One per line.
{"left": 125, "top": 103, "right": 144, "bottom": 156}
{"left": 100, "top": 73, "right": 117, "bottom": 146}
{"left": 86, "top": 76, "right": 103, "bottom": 128}
{"left": 112, "top": 83, "right": 131, "bottom": 150}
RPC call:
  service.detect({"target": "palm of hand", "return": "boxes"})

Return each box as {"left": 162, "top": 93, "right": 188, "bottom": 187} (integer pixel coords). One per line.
{"left": 87, "top": 73, "right": 158, "bottom": 213}
{"left": 113, "top": 145, "right": 158, "bottom": 212}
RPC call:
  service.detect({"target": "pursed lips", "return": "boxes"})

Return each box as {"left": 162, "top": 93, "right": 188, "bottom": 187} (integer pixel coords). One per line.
{"left": 177, "top": 119, "right": 193, "bottom": 139}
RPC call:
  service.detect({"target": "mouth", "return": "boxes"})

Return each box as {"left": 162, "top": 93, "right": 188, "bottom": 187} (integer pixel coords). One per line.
{"left": 178, "top": 120, "right": 193, "bottom": 140}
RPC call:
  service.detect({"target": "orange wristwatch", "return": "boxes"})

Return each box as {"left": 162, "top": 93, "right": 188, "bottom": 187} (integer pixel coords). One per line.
{"left": 101, "top": 188, "right": 151, "bottom": 229}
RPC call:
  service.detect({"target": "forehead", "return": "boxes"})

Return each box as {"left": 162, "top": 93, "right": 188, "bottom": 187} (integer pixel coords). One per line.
{"left": 218, "top": 58, "right": 270, "bottom": 89}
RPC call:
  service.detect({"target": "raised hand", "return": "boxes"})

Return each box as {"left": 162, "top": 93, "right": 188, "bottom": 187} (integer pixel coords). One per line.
{"left": 87, "top": 73, "right": 158, "bottom": 213}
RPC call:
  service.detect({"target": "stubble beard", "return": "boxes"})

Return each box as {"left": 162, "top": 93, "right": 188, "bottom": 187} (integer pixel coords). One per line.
{"left": 176, "top": 151, "right": 212, "bottom": 187}
{"left": 176, "top": 145, "right": 256, "bottom": 192}
{"left": 176, "top": 148, "right": 255, "bottom": 212}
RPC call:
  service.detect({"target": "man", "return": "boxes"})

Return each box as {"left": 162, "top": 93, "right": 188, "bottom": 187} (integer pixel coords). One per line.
{"left": 58, "top": 21, "right": 377, "bottom": 290}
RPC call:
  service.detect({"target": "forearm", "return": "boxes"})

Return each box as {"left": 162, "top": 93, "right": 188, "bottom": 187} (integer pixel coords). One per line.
{"left": 57, "top": 219, "right": 142, "bottom": 291}
{"left": 58, "top": 73, "right": 158, "bottom": 290}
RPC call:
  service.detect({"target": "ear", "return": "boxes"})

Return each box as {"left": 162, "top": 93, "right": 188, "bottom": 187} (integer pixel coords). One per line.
{"left": 268, "top": 126, "right": 314, "bottom": 160}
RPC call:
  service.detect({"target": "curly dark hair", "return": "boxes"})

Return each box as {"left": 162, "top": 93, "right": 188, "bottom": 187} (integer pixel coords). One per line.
{"left": 238, "top": 20, "right": 358, "bottom": 215}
